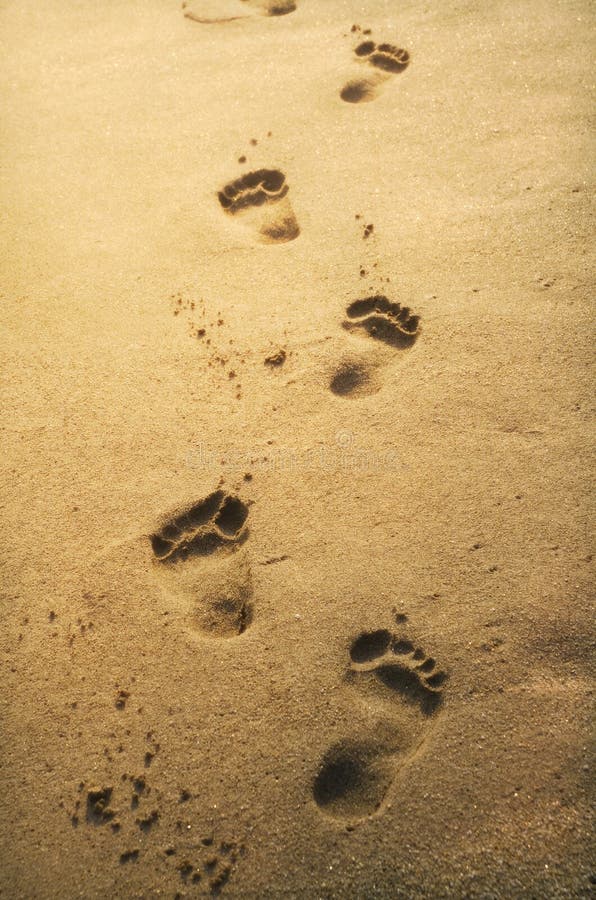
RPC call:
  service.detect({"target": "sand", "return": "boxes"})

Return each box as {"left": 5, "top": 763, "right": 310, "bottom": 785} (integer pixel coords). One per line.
{"left": 0, "top": 0, "right": 594, "bottom": 897}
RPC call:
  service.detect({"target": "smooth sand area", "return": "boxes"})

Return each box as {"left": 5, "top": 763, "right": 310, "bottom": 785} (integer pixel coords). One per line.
{"left": 0, "top": 0, "right": 594, "bottom": 896}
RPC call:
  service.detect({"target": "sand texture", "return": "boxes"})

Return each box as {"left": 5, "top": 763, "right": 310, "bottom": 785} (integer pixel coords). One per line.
{"left": 0, "top": 0, "right": 594, "bottom": 897}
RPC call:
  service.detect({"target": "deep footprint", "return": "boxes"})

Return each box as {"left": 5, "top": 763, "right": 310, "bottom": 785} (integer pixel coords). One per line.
{"left": 313, "top": 739, "right": 396, "bottom": 820}
{"left": 151, "top": 491, "right": 249, "bottom": 563}
{"left": 341, "top": 40, "right": 410, "bottom": 104}
{"left": 314, "top": 625, "right": 447, "bottom": 821}
{"left": 151, "top": 493, "right": 253, "bottom": 638}
{"left": 343, "top": 296, "right": 420, "bottom": 348}
{"left": 183, "top": 0, "right": 296, "bottom": 24}
{"left": 218, "top": 168, "right": 300, "bottom": 243}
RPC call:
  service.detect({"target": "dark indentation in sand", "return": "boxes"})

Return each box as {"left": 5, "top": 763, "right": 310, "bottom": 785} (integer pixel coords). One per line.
{"left": 314, "top": 627, "right": 448, "bottom": 821}
{"left": 417, "top": 657, "right": 435, "bottom": 672}
{"left": 215, "top": 496, "right": 249, "bottom": 536}
{"left": 343, "top": 296, "right": 420, "bottom": 348}
{"left": 151, "top": 492, "right": 248, "bottom": 563}
{"left": 268, "top": 2, "right": 296, "bottom": 14}
{"left": 370, "top": 43, "right": 410, "bottom": 73}
{"left": 198, "top": 589, "right": 253, "bottom": 638}
{"left": 86, "top": 786, "right": 115, "bottom": 825}
{"left": 350, "top": 629, "right": 392, "bottom": 663}
{"left": 341, "top": 41, "right": 410, "bottom": 103}
{"left": 355, "top": 40, "right": 376, "bottom": 57}
{"left": 313, "top": 741, "right": 393, "bottom": 818}
{"left": 265, "top": 349, "right": 287, "bottom": 367}
{"left": 218, "top": 169, "right": 289, "bottom": 214}
{"left": 329, "top": 360, "right": 378, "bottom": 398}
{"left": 340, "top": 81, "right": 374, "bottom": 104}
{"left": 375, "top": 663, "right": 443, "bottom": 715}
{"left": 426, "top": 670, "right": 448, "bottom": 689}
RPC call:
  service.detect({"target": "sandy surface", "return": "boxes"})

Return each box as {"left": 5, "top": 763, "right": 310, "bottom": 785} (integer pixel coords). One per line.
{"left": 0, "top": 0, "right": 594, "bottom": 897}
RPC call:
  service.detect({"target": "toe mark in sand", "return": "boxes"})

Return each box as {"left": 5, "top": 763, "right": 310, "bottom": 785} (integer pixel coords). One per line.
{"left": 343, "top": 295, "right": 420, "bottom": 348}
{"left": 151, "top": 491, "right": 248, "bottom": 563}
{"left": 218, "top": 169, "right": 299, "bottom": 243}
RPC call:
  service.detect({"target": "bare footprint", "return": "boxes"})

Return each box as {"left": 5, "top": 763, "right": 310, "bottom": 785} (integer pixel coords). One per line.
{"left": 313, "top": 624, "right": 447, "bottom": 822}
{"left": 342, "top": 295, "right": 420, "bottom": 348}
{"left": 183, "top": 0, "right": 296, "bottom": 24}
{"left": 151, "top": 491, "right": 253, "bottom": 638}
{"left": 328, "top": 295, "right": 420, "bottom": 399}
{"left": 218, "top": 168, "right": 300, "bottom": 244}
{"left": 340, "top": 40, "right": 410, "bottom": 104}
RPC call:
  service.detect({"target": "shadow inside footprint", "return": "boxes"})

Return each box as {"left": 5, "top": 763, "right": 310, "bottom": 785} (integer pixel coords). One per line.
{"left": 341, "top": 40, "right": 410, "bottom": 104}
{"left": 151, "top": 491, "right": 249, "bottom": 563}
{"left": 343, "top": 296, "right": 420, "bottom": 348}
{"left": 375, "top": 663, "right": 443, "bottom": 716}
{"left": 313, "top": 625, "right": 449, "bottom": 822}
{"left": 190, "top": 556, "right": 254, "bottom": 638}
{"left": 329, "top": 358, "right": 381, "bottom": 398}
{"left": 350, "top": 629, "right": 393, "bottom": 663}
{"left": 218, "top": 168, "right": 299, "bottom": 244}
{"left": 313, "top": 740, "right": 395, "bottom": 820}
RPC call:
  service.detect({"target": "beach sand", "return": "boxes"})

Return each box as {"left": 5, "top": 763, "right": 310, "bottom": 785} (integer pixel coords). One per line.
{"left": 0, "top": 0, "right": 594, "bottom": 896}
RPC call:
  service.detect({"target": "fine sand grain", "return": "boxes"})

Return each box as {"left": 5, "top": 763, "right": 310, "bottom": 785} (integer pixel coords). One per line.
{"left": 0, "top": 0, "right": 594, "bottom": 897}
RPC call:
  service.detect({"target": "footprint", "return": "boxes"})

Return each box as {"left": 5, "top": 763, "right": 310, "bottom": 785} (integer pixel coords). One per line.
{"left": 340, "top": 40, "right": 410, "bottom": 104}
{"left": 328, "top": 355, "right": 381, "bottom": 399}
{"left": 218, "top": 168, "right": 300, "bottom": 244}
{"left": 151, "top": 491, "right": 253, "bottom": 638}
{"left": 313, "top": 624, "right": 447, "bottom": 822}
{"left": 328, "top": 295, "right": 420, "bottom": 399}
{"left": 183, "top": 0, "right": 296, "bottom": 25}
{"left": 343, "top": 295, "right": 420, "bottom": 348}
{"left": 151, "top": 490, "right": 248, "bottom": 563}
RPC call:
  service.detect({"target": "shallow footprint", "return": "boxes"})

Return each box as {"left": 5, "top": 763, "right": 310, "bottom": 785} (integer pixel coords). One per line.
{"left": 183, "top": 0, "right": 295, "bottom": 24}
{"left": 328, "top": 355, "right": 382, "bottom": 398}
{"left": 313, "top": 624, "right": 447, "bottom": 821}
{"left": 151, "top": 491, "right": 253, "bottom": 638}
{"left": 328, "top": 295, "right": 420, "bottom": 399}
{"left": 218, "top": 168, "right": 300, "bottom": 244}
{"left": 340, "top": 40, "right": 410, "bottom": 104}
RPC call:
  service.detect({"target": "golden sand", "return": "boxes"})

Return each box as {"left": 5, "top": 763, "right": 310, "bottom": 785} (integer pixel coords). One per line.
{"left": 0, "top": 0, "right": 593, "bottom": 896}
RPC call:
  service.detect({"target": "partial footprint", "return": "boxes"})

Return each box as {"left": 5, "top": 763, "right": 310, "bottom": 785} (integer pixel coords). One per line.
{"left": 218, "top": 169, "right": 300, "bottom": 244}
{"left": 151, "top": 490, "right": 248, "bottom": 562}
{"left": 328, "top": 355, "right": 382, "bottom": 399}
{"left": 328, "top": 295, "right": 420, "bottom": 399}
{"left": 313, "top": 625, "right": 447, "bottom": 822}
{"left": 151, "top": 491, "right": 253, "bottom": 638}
{"left": 183, "top": 0, "right": 296, "bottom": 24}
{"left": 343, "top": 295, "right": 420, "bottom": 348}
{"left": 340, "top": 40, "right": 410, "bottom": 104}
